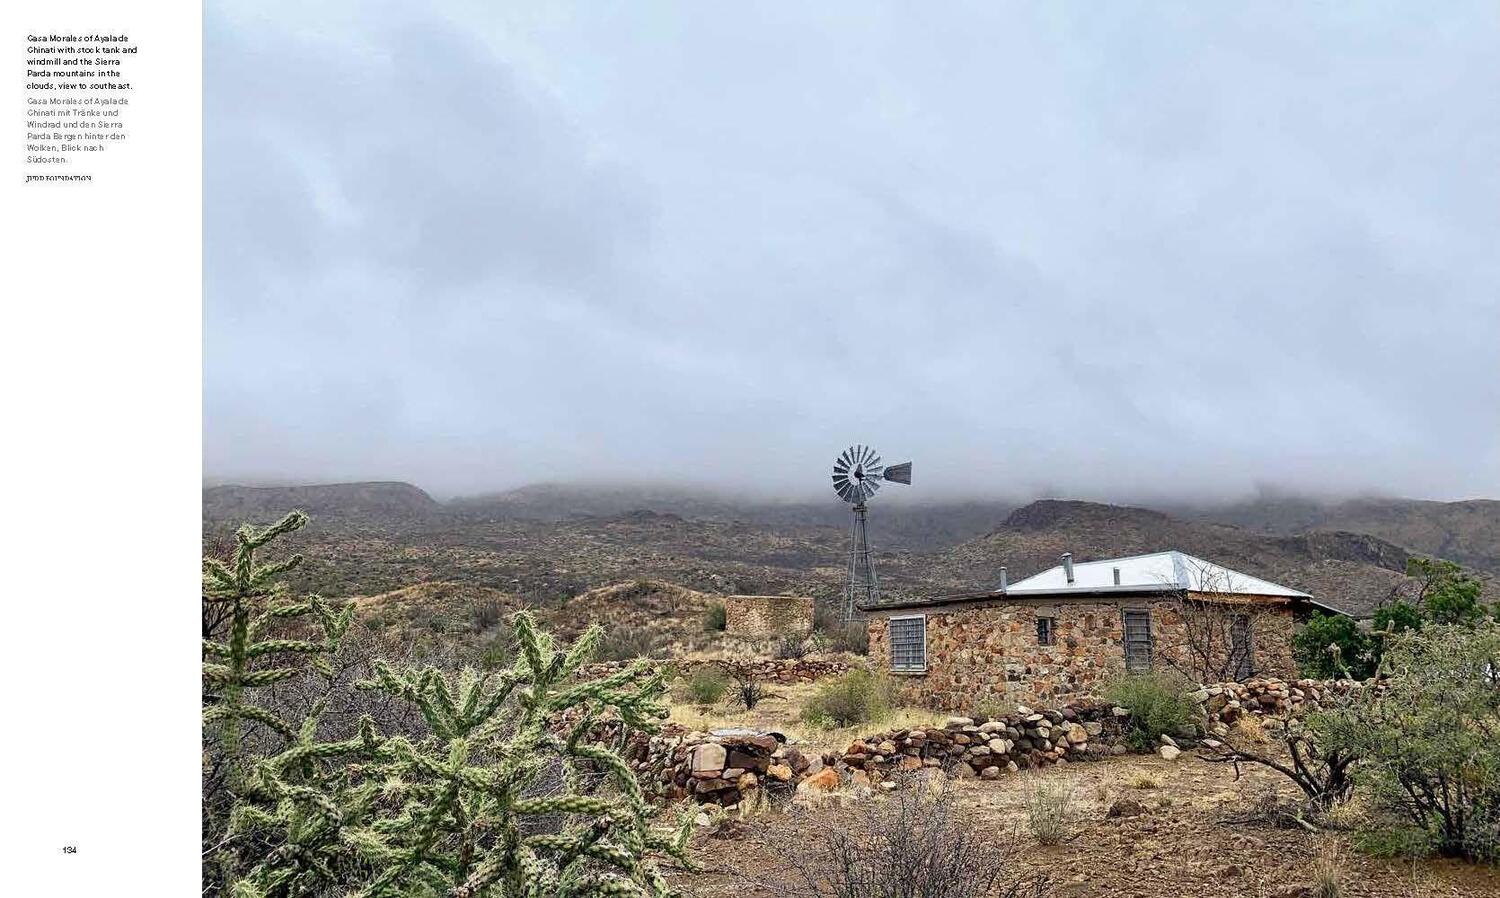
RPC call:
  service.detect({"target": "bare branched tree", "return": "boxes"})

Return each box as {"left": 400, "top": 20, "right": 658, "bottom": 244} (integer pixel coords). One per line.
{"left": 1157, "top": 559, "right": 1274, "bottom": 683}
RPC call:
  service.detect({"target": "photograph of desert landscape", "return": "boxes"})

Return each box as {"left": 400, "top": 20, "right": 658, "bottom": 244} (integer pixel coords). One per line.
{"left": 200, "top": 4, "right": 1500, "bottom": 897}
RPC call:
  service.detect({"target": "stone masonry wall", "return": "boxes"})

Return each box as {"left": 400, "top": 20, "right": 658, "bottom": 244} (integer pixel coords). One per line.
{"left": 723, "top": 594, "right": 814, "bottom": 638}
{"left": 868, "top": 597, "right": 1298, "bottom": 711}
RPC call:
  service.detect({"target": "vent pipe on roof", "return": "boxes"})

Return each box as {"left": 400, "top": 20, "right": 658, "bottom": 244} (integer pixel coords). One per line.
{"left": 999, "top": 566, "right": 1008, "bottom": 592}
{"left": 1113, "top": 566, "right": 1121, "bottom": 586}
{"left": 1062, "top": 553, "right": 1074, "bottom": 585}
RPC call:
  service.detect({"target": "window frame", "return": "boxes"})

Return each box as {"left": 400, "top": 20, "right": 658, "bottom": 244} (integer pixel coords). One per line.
{"left": 1228, "top": 612, "right": 1254, "bottom": 680}
{"left": 1036, "top": 615, "right": 1057, "bottom": 646}
{"left": 888, "top": 613, "right": 928, "bottom": 674}
{"left": 1122, "top": 608, "right": 1153, "bottom": 672}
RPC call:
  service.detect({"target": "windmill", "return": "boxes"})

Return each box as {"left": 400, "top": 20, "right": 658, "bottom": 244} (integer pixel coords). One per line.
{"left": 831, "top": 445, "right": 912, "bottom": 622}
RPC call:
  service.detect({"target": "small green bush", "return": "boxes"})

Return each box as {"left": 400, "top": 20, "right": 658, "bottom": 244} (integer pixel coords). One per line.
{"left": 1294, "top": 611, "right": 1374, "bottom": 679}
{"left": 1318, "top": 623, "right": 1500, "bottom": 861}
{"left": 684, "top": 666, "right": 730, "bottom": 706}
{"left": 801, "top": 667, "right": 894, "bottom": 728}
{"left": 704, "top": 601, "right": 727, "bottom": 632}
{"left": 1103, "top": 671, "right": 1196, "bottom": 752}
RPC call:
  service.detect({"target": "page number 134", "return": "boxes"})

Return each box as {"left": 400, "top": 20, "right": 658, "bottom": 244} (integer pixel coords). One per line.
{"left": 62, "top": 845, "right": 77, "bottom": 855}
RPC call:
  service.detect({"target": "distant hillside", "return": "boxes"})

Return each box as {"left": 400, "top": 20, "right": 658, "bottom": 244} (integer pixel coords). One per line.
{"left": 453, "top": 482, "right": 1015, "bottom": 552}
{"left": 925, "top": 500, "right": 1426, "bottom": 618}
{"left": 202, "top": 482, "right": 1492, "bottom": 622}
{"left": 204, "top": 481, "right": 440, "bottom": 524}
{"left": 1178, "top": 496, "right": 1500, "bottom": 577}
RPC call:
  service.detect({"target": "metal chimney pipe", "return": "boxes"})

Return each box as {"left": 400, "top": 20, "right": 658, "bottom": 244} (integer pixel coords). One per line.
{"left": 999, "top": 566, "right": 1008, "bottom": 592}
{"left": 1062, "top": 553, "right": 1074, "bottom": 585}
{"left": 1113, "top": 566, "right": 1121, "bottom": 586}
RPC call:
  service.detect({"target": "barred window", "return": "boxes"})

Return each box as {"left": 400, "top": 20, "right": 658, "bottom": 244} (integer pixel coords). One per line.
{"left": 1036, "top": 616, "right": 1056, "bottom": 646}
{"left": 1123, "top": 609, "right": 1153, "bottom": 672}
{"left": 889, "top": 615, "right": 926, "bottom": 672}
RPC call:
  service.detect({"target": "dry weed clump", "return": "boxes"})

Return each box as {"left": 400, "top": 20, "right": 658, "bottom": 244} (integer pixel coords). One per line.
{"left": 776, "top": 775, "right": 1046, "bottom": 898}
{"left": 1126, "top": 771, "right": 1163, "bottom": 790}
{"left": 1310, "top": 838, "right": 1348, "bottom": 898}
{"left": 1024, "top": 778, "right": 1075, "bottom": 846}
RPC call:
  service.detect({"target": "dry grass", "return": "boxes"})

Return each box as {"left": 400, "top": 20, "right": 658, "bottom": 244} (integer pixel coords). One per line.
{"left": 1024, "top": 778, "right": 1074, "bottom": 846}
{"left": 1232, "top": 713, "right": 1270, "bottom": 745}
{"left": 1126, "top": 772, "right": 1163, "bottom": 790}
{"left": 1310, "top": 838, "right": 1348, "bottom": 898}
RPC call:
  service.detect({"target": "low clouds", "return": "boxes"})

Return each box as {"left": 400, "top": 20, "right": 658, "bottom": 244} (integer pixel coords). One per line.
{"left": 205, "top": 2, "right": 1500, "bottom": 502}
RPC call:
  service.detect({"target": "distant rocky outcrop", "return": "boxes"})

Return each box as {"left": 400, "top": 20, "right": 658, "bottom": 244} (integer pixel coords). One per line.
{"left": 934, "top": 499, "right": 1435, "bottom": 618}
{"left": 204, "top": 481, "right": 440, "bottom": 524}
{"left": 1182, "top": 496, "right": 1500, "bottom": 577}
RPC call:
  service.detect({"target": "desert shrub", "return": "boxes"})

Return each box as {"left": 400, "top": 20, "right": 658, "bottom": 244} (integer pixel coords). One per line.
{"left": 833, "top": 621, "right": 870, "bottom": 655}
{"left": 1202, "top": 708, "right": 1358, "bottom": 813}
{"left": 776, "top": 633, "right": 810, "bottom": 659}
{"left": 778, "top": 774, "right": 1044, "bottom": 898}
{"left": 800, "top": 668, "right": 895, "bottom": 728}
{"left": 1024, "top": 779, "right": 1074, "bottom": 846}
{"left": 470, "top": 595, "right": 506, "bottom": 633}
{"left": 735, "top": 671, "right": 768, "bottom": 710}
{"left": 596, "top": 624, "right": 666, "bottom": 661}
{"left": 1318, "top": 622, "right": 1500, "bottom": 861}
{"left": 684, "top": 665, "right": 730, "bottom": 706}
{"left": 1103, "top": 671, "right": 1196, "bottom": 752}
{"left": 1294, "top": 612, "right": 1374, "bottom": 679}
{"left": 704, "top": 601, "right": 727, "bottom": 631}
{"left": 812, "top": 604, "right": 871, "bottom": 655}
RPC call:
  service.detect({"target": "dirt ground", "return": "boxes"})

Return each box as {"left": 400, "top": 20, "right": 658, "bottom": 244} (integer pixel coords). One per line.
{"left": 668, "top": 752, "right": 1500, "bottom": 898}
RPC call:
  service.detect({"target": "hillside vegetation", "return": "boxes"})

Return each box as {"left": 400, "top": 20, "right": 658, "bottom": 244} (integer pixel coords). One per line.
{"left": 203, "top": 482, "right": 1495, "bottom": 620}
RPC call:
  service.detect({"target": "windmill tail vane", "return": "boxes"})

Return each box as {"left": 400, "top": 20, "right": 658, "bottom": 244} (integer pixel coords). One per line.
{"left": 830, "top": 444, "right": 912, "bottom": 622}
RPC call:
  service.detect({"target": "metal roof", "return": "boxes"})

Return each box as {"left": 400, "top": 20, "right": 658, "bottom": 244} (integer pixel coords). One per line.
{"left": 862, "top": 549, "right": 1348, "bottom": 614}
{"left": 1006, "top": 550, "right": 1312, "bottom": 599}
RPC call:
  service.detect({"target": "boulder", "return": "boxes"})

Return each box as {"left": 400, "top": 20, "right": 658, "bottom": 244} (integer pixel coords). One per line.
{"left": 798, "top": 767, "right": 841, "bottom": 793}
{"left": 689, "top": 743, "right": 726, "bottom": 776}
{"left": 1107, "top": 798, "right": 1147, "bottom": 818}
{"left": 1158, "top": 744, "right": 1182, "bottom": 761}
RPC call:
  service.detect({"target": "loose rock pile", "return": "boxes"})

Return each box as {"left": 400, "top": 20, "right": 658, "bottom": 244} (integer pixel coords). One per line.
{"left": 1194, "top": 677, "right": 1382, "bottom": 733}
{"left": 569, "top": 716, "right": 823, "bottom": 808}
{"left": 843, "top": 704, "right": 1126, "bottom": 780}
{"left": 660, "top": 728, "right": 821, "bottom": 806}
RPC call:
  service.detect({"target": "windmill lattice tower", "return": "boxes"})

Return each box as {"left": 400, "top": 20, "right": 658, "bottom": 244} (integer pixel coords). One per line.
{"left": 830, "top": 445, "right": 912, "bottom": 623}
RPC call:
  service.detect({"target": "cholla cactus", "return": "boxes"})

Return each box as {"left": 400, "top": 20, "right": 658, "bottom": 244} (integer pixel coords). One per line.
{"left": 231, "top": 611, "right": 694, "bottom": 898}
{"left": 203, "top": 511, "right": 352, "bottom": 774}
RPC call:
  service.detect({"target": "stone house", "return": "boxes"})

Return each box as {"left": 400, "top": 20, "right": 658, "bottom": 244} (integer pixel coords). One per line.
{"left": 865, "top": 550, "right": 1341, "bottom": 710}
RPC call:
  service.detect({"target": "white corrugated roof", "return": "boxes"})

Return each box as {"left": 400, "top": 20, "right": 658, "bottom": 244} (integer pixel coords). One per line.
{"left": 1004, "top": 550, "right": 1311, "bottom": 599}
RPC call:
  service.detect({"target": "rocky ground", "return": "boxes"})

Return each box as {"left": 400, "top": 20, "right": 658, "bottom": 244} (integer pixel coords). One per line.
{"left": 668, "top": 752, "right": 1500, "bottom": 897}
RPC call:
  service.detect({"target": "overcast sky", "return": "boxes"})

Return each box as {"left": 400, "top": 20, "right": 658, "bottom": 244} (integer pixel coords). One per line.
{"left": 205, "top": 2, "right": 1499, "bottom": 503}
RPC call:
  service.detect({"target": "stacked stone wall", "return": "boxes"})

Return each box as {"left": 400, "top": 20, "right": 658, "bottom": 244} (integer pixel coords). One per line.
{"left": 723, "top": 594, "right": 814, "bottom": 638}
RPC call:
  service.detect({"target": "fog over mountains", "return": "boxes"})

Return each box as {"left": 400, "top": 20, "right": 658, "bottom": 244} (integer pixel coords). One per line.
{"left": 206, "top": 2, "right": 1500, "bottom": 502}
